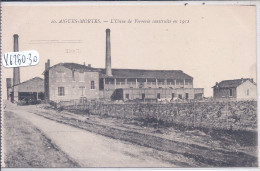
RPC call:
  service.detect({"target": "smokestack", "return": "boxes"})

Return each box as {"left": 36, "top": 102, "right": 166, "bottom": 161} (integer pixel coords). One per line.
{"left": 45, "top": 62, "right": 48, "bottom": 70}
{"left": 105, "top": 29, "right": 112, "bottom": 76}
{"left": 47, "top": 59, "right": 50, "bottom": 68}
{"left": 13, "top": 34, "right": 20, "bottom": 85}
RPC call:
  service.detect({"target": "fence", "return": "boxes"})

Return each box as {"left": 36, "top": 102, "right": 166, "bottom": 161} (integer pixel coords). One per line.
{"left": 57, "top": 99, "right": 257, "bottom": 131}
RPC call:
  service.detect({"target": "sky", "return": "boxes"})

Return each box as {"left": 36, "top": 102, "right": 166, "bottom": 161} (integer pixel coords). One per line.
{"left": 1, "top": 3, "right": 257, "bottom": 99}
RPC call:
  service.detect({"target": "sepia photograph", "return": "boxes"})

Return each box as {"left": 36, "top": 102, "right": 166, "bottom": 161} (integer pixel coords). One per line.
{"left": 1, "top": 2, "right": 258, "bottom": 168}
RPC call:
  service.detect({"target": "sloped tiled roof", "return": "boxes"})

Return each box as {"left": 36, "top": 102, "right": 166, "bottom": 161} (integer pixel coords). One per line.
{"left": 213, "top": 78, "right": 256, "bottom": 88}
{"left": 99, "top": 68, "right": 193, "bottom": 79}
{"left": 44, "top": 63, "right": 101, "bottom": 73}
{"left": 13, "top": 77, "right": 43, "bottom": 87}
{"left": 45, "top": 62, "right": 193, "bottom": 80}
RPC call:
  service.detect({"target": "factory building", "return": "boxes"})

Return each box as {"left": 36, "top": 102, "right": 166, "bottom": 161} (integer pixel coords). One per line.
{"left": 213, "top": 78, "right": 257, "bottom": 100}
{"left": 44, "top": 62, "right": 101, "bottom": 102}
{"left": 7, "top": 77, "right": 44, "bottom": 103}
{"left": 13, "top": 77, "right": 44, "bottom": 103}
{"left": 44, "top": 29, "right": 204, "bottom": 103}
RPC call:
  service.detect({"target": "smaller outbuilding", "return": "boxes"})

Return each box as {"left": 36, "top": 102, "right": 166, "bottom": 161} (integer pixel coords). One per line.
{"left": 212, "top": 78, "right": 257, "bottom": 100}
{"left": 11, "top": 77, "right": 45, "bottom": 104}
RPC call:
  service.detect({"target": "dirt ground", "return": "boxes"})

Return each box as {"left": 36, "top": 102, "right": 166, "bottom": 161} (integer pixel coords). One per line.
{"left": 2, "top": 111, "right": 79, "bottom": 167}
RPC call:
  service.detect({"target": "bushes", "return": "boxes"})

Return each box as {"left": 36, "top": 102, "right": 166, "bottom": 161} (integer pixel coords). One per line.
{"left": 63, "top": 100, "right": 257, "bottom": 131}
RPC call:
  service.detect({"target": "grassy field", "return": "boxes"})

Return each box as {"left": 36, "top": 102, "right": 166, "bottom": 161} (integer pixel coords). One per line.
{"left": 3, "top": 111, "right": 79, "bottom": 167}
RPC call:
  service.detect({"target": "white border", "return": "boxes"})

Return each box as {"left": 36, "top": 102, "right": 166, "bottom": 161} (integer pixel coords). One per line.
{"left": 0, "top": 1, "right": 259, "bottom": 6}
{"left": 1, "top": 1, "right": 259, "bottom": 171}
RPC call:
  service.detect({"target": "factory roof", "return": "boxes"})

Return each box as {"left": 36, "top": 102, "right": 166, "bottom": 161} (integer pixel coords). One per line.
{"left": 99, "top": 68, "right": 193, "bottom": 79}
{"left": 13, "top": 77, "right": 43, "bottom": 87}
{"left": 44, "top": 63, "right": 101, "bottom": 73}
{"left": 212, "top": 78, "right": 256, "bottom": 88}
{"left": 45, "top": 63, "right": 193, "bottom": 79}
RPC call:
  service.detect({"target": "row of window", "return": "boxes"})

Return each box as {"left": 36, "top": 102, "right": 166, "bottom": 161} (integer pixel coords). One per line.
{"left": 105, "top": 81, "right": 192, "bottom": 85}
{"left": 57, "top": 81, "right": 95, "bottom": 96}
{"left": 125, "top": 93, "right": 189, "bottom": 99}
{"left": 104, "top": 79, "right": 192, "bottom": 85}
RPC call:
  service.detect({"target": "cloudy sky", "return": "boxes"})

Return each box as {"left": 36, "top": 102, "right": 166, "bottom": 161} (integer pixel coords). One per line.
{"left": 1, "top": 3, "right": 257, "bottom": 98}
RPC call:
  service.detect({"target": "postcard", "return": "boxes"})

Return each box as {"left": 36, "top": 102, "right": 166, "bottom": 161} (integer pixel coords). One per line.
{"left": 1, "top": 2, "right": 258, "bottom": 168}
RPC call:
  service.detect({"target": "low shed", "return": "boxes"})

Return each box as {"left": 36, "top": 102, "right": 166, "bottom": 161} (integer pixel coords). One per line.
{"left": 12, "top": 77, "right": 44, "bottom": 104}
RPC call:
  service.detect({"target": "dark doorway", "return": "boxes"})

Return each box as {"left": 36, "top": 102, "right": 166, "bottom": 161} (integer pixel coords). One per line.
{"left": 142, "top": 93, "right": 145, "bottom": 100}
{"left": 18, "top": 92, "right": 37, "bottom": 105}
{"left": 38, "top": 92, "right": 45, "bottom": 100}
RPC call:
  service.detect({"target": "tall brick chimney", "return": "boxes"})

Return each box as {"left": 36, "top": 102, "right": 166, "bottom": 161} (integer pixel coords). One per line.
{"left": 105, "top": 29, "right": 112, "bottom": 76}
{"left": 13, "top": 34, "right": 20, "bottom": 86}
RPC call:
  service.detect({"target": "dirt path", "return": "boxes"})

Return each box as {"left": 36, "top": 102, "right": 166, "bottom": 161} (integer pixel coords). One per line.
{"left": 4, "top": 104, "right": 196, "bottom": 167}
{"left": 2, "top": 111, "right": 79, "bottom": 167}
{"left": 30, "top": 105, "right": 257, "bottom": 167}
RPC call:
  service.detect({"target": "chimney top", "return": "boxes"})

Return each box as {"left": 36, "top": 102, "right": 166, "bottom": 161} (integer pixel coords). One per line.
{"left": 47, "top": 59, "right": 50, "bottom": 68}
{"left": 13, "top": 34, "right": 19, "bottom": 38}
{"left": 83, "top": 62, "right": 86, "bottom": 66}
{"left": 106, "top": 28, "right": 110, "bottom": 32}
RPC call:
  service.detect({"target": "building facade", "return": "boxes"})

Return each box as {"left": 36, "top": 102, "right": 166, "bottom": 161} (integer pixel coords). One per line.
{"left": 213, "top": 78, "right": 257, "bottom": 100}
{"left": 44, "top": 63, "right": 100, "bottom": 102}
